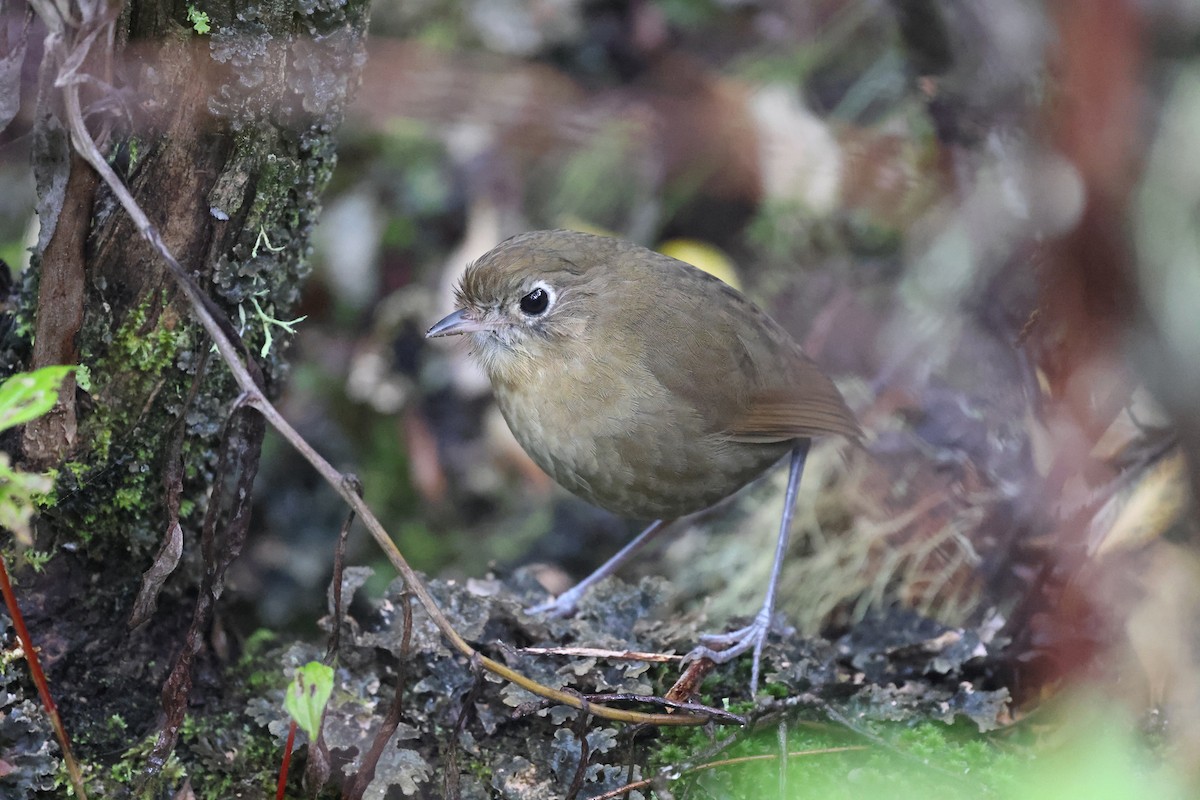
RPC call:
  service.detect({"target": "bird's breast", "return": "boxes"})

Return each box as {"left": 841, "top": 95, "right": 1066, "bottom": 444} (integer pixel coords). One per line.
{"left": 491, "top": 355, "right": 792, "bottom": 519}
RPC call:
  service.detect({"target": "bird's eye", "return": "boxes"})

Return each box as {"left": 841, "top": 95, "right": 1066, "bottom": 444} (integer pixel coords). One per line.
{"left": 519, "top": 286, "right": 551, "bottom": 316}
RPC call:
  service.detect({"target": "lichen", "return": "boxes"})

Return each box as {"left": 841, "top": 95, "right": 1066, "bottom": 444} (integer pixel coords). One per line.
{"left": 0, "top": 656, "right": 58, "bottom": 797}
{"left": 253, "top": 570, "right": 1017, "bottom": 797}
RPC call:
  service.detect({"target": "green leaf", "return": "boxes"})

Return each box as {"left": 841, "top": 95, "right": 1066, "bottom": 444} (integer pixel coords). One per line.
{"left": 186, "top": 5, "right": 211, "bottom": 35}
{"left": 283, "top": 661, "right": 334, "bottom": 742}
{"left": 0, "top": 454, "right": 54, "bottom": 546}
{"left": 0, "top": 366, "right": 76, "bottom": 434}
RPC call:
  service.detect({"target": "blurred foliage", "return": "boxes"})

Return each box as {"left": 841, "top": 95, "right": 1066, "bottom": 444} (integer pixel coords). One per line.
{"left": 671, "top": 697, "right": 1190, "bottom": 800}
{"left": 0, "top": 367, "right": 75, "bottom": 546}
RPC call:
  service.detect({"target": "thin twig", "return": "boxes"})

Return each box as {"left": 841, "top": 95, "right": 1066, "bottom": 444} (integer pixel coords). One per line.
{"left": 583, "top": 694, "right": 745, "bottom": 726}
{"left": 520, "top": 646, "right": 683, "bottom": 663}
{"left": 344, "top": 590, "right": 413, "bottom": 800}
{"left": 564, "top": 709, "right": 592, "bottom": 800}
{"left": 326, "top": 476, "right": 362, "bottom": 663}
{"left": 445, "top": 653, "right": 487, "bottom": 800}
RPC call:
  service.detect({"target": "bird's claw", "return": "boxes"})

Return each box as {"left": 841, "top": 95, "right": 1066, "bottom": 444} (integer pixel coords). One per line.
{"left": 685, "top": 620, "right": 768, "bottom": 664}
{"left": 524, "top": 588, "right": 584, "bottom": 619}
{"left": 682, "top": 609, "right": 775, "bottom": 695}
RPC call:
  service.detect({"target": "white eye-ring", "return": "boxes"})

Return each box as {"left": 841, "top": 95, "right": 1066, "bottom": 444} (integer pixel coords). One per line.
{"left": 518, "top": 281, "right": 555, "bottom": 317}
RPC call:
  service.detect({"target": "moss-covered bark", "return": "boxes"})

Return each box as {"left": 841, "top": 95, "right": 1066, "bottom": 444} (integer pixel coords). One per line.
{"left": 0, "top": 0, "right": 369, "bottom": 793}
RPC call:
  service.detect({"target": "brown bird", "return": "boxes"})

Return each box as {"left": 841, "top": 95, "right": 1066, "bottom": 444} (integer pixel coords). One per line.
{"left": 427, "top": 230, "right": 858, "bottom": 693}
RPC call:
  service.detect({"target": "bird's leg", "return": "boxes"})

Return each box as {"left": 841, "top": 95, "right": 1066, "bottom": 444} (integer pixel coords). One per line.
{"left": 684, "top": 440, "right": 810, "bottom": 695}
{"left": 525, "top": 518, "right": 674, "bottom": 618}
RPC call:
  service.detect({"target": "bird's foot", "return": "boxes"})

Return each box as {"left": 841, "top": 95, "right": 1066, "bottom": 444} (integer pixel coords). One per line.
{"left": 524, "top": 520, "right": 673, "bottom": 620}
{"left": 683, "top": 607, "right": 775, "bottom": 696}
{"left": 524, "top": 585, "right": 586, "bottom": 619}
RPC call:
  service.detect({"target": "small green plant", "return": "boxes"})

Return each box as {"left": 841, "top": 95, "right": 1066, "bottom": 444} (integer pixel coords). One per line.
{"left": 241, "top": 295, "right": 307, "bottom": 358}
{"left": 186, "top": 4, "right": 210, "bottom": 34}
{"left": 283, "top": 661, "right": 334, "bottom": 742}
{"left": 0, "top": 366, "right": 75, "bottom": 546}
{"left": 21, "top": 549, "right": 54, "bottom": 572}
{"left": 250, "top": 226, "right": 286, "bottom": 259}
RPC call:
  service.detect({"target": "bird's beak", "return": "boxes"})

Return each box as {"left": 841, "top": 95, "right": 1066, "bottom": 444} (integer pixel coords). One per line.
{"left": 426, "top": 308, "right": 491, "bottom": 338}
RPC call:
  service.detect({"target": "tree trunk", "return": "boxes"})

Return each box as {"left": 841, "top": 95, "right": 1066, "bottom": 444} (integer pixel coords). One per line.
{"left": 1, "top": 0, "right": 369, "bottom": 791}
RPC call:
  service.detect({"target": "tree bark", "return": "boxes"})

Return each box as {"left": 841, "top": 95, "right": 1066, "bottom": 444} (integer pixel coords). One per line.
{"left": 2, "top": 0, "right": 369, "bottom": 790}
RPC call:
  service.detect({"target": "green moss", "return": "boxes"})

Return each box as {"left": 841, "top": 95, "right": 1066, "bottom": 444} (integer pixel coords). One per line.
{"left": 650, "top": 737, "right": 700, "bottom": 770}
{"left": 65, "top": 729, "right": 187, "bottom": 798}
{"left": 112, "top": 296, "right": 189, "bottom": 373}
{"left": 63, "top": 461, "right": 89, "bottom": 480}
{"left": 240, "top": 629, "right": 279, "bottom": 664}
{"left": 641, "top": 705, "right": 1043, "bottom": 800}
{"left": 20, "top": 549, "right": 53, "bottom": 572}
{"left": 177, "top": 712, "right": 279, "bottom": 800}
{"left": 644, "top": 717, "right": 1015, "bottom": 799}
{"left": 244, "top": 670, "right": 280, "bottom": 695}
{"left": 89, "top": 429, "right": 112, "bottom": 462}
{"left": 43, "top": 286, "right": 206, "bottom": 555}
{"left": 466, "top": 757, "right": 494, "bottom": 784}
{"left": 763, "top": 680, "right": 791, "bottom": 700}
{"left": 113, "top": 484, "right": 145, "bottom": 511}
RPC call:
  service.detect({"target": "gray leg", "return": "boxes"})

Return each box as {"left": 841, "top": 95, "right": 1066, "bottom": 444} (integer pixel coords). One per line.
{"left": 525, "top": 518, "right": 673, "bottom": 617}
{"left": 684, "top": 440, "right": 809, "bottom": 695}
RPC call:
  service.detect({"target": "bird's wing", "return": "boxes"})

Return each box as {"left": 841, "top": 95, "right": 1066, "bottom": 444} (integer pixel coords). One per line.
{"left": 638, "top": 297, "right": 859, "bottom": 444}
{"left": 724, "top": 379, "right": 861, "bottom": 443}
